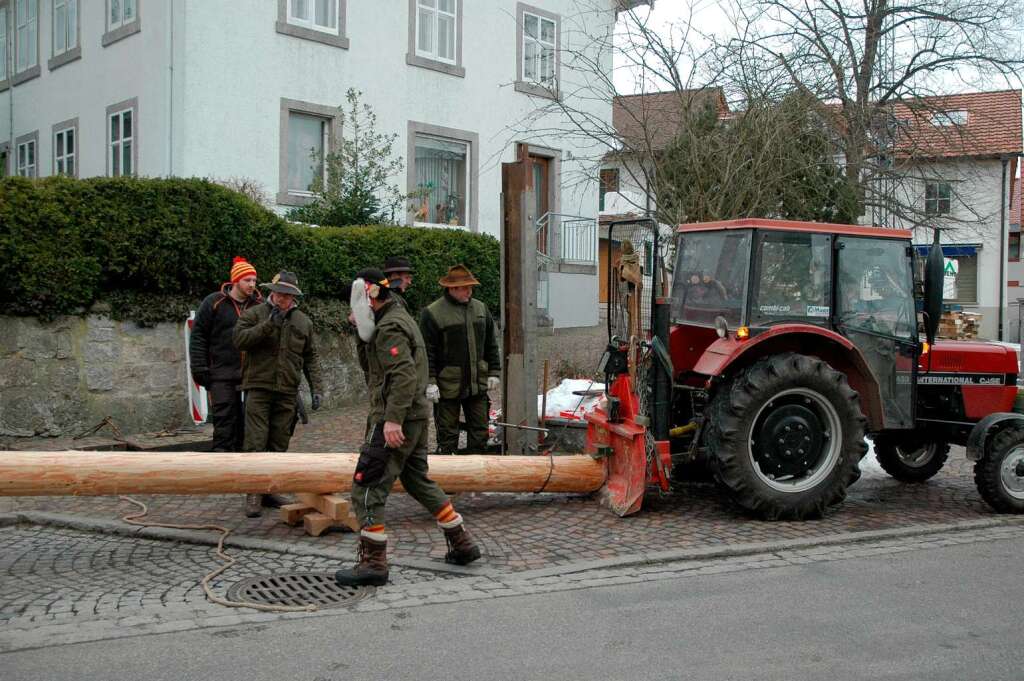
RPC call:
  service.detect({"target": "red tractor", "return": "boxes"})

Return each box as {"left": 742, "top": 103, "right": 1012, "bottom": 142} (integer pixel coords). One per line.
{"left": 588, "top": 218, "right": 1024, "bottom": 519}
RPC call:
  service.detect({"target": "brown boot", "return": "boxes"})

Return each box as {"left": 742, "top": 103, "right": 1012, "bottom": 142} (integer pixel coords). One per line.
{"left": 244, "top": 494, "right": 262, "bottom": 518}
{"left": 443, "top": 523, "right": 481, "bottom": 566}
{"left": 334, "top": 535, "right": 388, "bottom": 587}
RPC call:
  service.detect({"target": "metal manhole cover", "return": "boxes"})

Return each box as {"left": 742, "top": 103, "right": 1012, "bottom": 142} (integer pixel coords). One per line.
{"left": 226, "top": 572, "right": 372, "bottom": 609}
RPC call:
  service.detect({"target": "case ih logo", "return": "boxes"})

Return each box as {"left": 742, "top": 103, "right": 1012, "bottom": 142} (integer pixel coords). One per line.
{"left": 918, "top": 373, "right": 1008, "bottom": 386}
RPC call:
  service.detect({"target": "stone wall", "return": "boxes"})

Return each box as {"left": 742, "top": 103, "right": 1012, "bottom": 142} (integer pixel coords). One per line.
{"left": 0, "top": 314, "right": 366, "bottom": 438}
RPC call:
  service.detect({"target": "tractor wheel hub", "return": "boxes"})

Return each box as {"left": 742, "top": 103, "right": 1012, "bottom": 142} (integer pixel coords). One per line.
{"left": 755, "top": 404, "right": 825, "bottom": 478}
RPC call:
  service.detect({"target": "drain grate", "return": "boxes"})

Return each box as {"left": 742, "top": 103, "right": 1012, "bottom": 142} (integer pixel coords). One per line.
{"left": 226, "top": 572, "right": 372, "bottom": 609}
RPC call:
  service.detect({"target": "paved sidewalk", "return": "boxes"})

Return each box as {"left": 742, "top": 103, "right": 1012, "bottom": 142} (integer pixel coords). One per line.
{"left": 0, "top": 404, "right": 1015, "bottom": 575}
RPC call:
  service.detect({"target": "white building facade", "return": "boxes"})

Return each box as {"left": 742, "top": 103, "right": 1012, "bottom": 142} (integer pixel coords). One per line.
{"left": 2, "top": 0, "right": 623, "bottom": 328}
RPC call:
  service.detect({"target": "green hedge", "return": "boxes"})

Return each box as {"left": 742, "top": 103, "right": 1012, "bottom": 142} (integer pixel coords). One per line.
{"left": 0, "top": 176, "right": 500, "bottom": 328}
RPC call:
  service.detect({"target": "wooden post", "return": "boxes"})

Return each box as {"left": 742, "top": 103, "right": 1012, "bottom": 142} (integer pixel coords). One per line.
{"left": 0, "top": 452, "right": 606, "bottom": 497}
{"left": 501, "top": 145, "right": 539, "bottom": 454}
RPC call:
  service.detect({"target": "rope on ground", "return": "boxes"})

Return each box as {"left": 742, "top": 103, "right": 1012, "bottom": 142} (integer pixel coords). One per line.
{"left": 118, "top": 496, "right": 317, "bottom": 614}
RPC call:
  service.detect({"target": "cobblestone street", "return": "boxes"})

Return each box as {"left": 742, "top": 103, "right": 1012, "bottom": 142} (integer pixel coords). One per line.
{"left": 3, "top": 405, "right": 1024, "bottom": 654}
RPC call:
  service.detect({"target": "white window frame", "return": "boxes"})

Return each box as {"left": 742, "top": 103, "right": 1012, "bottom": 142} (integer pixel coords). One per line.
{"left": 108, "top": 0, "right": 135, "bottom": 30}
{"left": 522, "top": 10, "right": 556, "bottom": 88}
{"left": 412, "top": 133, "right": 470, "bottom": 229}
{"left": 14, "top": 0, "right": 37, "bottom": 73}
{"left": 107, "top": 101, "right": 136, "bottom": 177}
{"left": 53, "top": 119, "right": 76, "bottom": 177}
{"left": 0, "top": 5, "right": 8, "bottom": 83}
{"left": 415, "top": 0, "right": 457, "bottom": 66}
{"left": 287, "top": 0, "right": 338, "bottom": 35}
{"left": 16, "top": 135, "right": 36, "bottom": 177}
{"left": 52, "top": 0, "right": 76, "bottom": 56}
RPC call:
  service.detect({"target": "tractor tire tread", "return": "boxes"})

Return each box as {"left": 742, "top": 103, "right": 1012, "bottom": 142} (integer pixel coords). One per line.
{"left": 974, "top": 423, "right": 1024, "bottom": 514}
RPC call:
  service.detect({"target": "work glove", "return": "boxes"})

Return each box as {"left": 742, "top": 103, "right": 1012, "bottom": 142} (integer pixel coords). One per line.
{"left": 488, "top": 376, "right": 501, "bottom": 391}
{"left": 192, "top": 370, "right": 210, "bottom": 389}
{"left": 269, "top": 306, "right": 285, "bottom": 326}
{"left": 311, "top": 393, "right": 322, "bottom": 411}
{"left": 426, "top": 383, "right": 441, "bottom": 403}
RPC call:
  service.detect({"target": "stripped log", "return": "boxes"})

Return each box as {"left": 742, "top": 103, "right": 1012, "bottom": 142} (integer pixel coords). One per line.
{"left": 0, "top": 452, "right": 606, "bottom": 497}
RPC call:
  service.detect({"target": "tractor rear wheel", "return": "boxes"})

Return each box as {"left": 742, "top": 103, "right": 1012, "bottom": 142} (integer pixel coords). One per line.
{"left": 974, "top": 424, "right": 1024, "bottom": 514}
{"left": 872, "top": 435, "right": 950, "bottom": 483}
{"left": 707, "top": 353, "right": 866, "bottom": 520}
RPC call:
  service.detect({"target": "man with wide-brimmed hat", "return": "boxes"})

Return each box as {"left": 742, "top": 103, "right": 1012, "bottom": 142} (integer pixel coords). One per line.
{"left": 335, "top": 268, "right": 481, "bottom": 587}
{"left": 419, "top": 264, "right": 501, "bottom": 453}
{"left": 189, "top": 257, "right": 262, "bottom": 455}
{"left": 234, "top": 271, "right": 324, "bottom": 517}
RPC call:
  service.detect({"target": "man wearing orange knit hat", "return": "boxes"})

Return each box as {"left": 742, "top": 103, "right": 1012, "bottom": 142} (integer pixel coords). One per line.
{"left": 189, "top": 257, "right": 262, "bottom": 466}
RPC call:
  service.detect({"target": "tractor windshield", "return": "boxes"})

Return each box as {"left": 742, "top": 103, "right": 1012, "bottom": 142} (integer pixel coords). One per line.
{"left": 671, "top": 230, "right": 751, "bottom": 327}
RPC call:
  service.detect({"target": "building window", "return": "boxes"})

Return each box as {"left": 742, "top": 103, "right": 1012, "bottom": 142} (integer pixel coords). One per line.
{"left": 275, "top": 0, "right": 348, "bottom": 48}
{"left": 931, "top": 110, "right": 968, "bottom": 127}
{"left": 16, "top": 132, "right": 37, "bottom": 177}
{"left": 53, "top": 0, "right": 75, "bottom": 54}
{"left": 406, "top": 0, "right": 463, "bottom": 77}
{"left": 109, "top": 0, "right": 135, "bottom": 29}
{"left": 53, "top": 118, "right": 77, "bottom": 177}
{"left": 288, "top": 0, "right": 338, "bottom": 34}
{"left": 107, "top": 98, "right": 137, "bottom": 177}
{"left": 287, "top": 112, "right": 327, "bottom": 195}
{"left": 412, "top": 134, "right": 469, "bottom": 228}
{"left": 516, "top": 3, "right": 559, "bottom": 99}
{"left": 0, "top": 144, "right": 7, "bottom": 176}
{"left": 0, "top": 5, "right": 7, "bottom": 84}
{"left": 925, "top": 182, "right": 951, "bottom": 215}
{"left": 1010, "top": 233, "right": 1020, "bottom": 262}
{"left": 416, "top": 0, "right": 456, "bottom": 64}
{"left": 277, "top": 99, "right": 340, "bottom": 206}
{"left": 103, "top": 0, "right": 140, "bottom": 46}
{"left": 15, "top": 0, "right": 37, "bottom": 73}
{"left": 599, "top": 168, "right": 619, "bottom": 211}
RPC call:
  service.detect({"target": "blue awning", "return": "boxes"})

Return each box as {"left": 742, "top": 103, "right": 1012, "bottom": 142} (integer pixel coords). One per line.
{"left": 912, "top": 244, "right": 980, "bottom": 257}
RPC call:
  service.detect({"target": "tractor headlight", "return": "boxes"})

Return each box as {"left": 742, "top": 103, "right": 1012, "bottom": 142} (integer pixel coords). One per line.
{"left": 714, "top": 316, "right": 729, "bottom": 339}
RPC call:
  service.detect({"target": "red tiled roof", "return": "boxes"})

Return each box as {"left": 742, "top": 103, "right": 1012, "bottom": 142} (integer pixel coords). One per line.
{"left": 612, "top": 88, "right": 730, "bottom": 151}
{"left": 891, "top": 90, "right": 1022, "bottom": 159}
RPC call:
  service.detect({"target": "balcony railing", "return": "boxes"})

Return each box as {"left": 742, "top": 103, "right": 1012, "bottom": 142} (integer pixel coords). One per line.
{"left": 536, "top": 212, "right": 597, "bottom": 265}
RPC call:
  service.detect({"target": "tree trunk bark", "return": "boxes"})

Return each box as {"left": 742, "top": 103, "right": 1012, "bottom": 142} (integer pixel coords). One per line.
{"left": 0, "top": 452, "right": 606, "bottom": 497}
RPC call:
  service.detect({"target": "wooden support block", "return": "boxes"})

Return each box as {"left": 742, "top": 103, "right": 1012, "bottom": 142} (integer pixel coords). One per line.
{"left": 303, "top": 511, "right": 335, "bottom": 537}
{"left": 280, "top": 503, "right": 315, "bottom": 526}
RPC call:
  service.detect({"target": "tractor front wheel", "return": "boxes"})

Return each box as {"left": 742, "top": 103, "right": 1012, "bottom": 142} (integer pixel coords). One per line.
{"left": 707, "top": 353, "right": 866, "bottom": 520}
{"left": 872, "top": 434, "right": 950, "bottom": 483}
{"left": 974, "top": 425, "right": 1024, "bottom": 514}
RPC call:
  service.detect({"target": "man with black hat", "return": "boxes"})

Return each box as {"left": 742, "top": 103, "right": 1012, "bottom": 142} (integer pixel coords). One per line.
{"left": 234, "top": 271, "right": 324, "bottom": 517}
{"left": 419, "top": 264, "right": 501, "bottom": 454}
{"left": 335, "top": 269, "right": 481, "bottom": 587}
{"left": 383, "top": 256, "right": 414, "bottom": 302}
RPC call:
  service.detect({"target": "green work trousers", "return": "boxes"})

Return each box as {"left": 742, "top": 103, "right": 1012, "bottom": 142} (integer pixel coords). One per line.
{"left": 434, "top": 394, "right": 489, "bottom": 453}
{"left": 243, "top": 388, "right": 298, "bottom": 453}
{"left": 351, "top": 419, "right": 449, "bottom": 528}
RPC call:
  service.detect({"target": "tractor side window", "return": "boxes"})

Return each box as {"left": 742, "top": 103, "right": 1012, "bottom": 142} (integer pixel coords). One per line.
{"left": 671, "top": 230, "right": 750, "bottom": 327}
{"left": 837, "top": 237, "right": 916, "bottom": 339}
{"left": 750, "top": 232, "right": 831, "bottom": 326}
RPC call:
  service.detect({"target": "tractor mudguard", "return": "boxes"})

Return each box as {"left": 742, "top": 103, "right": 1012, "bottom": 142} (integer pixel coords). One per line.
{"left": 966, "top": 412, "right": 1024, "bottom": 461}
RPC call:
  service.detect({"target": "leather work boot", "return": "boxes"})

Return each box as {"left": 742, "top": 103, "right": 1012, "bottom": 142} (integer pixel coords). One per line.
{"left": 260, "top": 493, "right": 292, "bottom": 509}
{"left": 335, "top": 536, "right": 389, "bottom": 587}
{"left": 443, "top": 524, "right": 482, "bottom": 566}
{"left": 244, "top": 494, "right": 262, "bottom": 518}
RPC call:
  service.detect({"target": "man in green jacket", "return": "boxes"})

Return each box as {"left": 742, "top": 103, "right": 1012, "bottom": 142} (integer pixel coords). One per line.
{"left": 419, "top": 264, "right": 501, "bottom": 454}
{"left": 335, "top": 269, "right": 480, "bottom": 587}
{"left": 234, "top": 271, "right": 324, "bottom": 518}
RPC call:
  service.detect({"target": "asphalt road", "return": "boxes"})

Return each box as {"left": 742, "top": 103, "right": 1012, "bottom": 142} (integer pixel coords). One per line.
{"left": 4, "top": 534, "right": 1021, "bottom": 681}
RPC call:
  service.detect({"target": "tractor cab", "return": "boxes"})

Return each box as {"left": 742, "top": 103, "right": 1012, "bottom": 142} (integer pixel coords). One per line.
{"left": 669, "top": 220, "right": 918, "bottom": 433}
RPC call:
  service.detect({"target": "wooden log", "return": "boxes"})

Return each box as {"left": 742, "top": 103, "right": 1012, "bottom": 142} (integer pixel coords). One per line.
{"left": 0, "top": 452, "right": 606, "bottom": 497}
